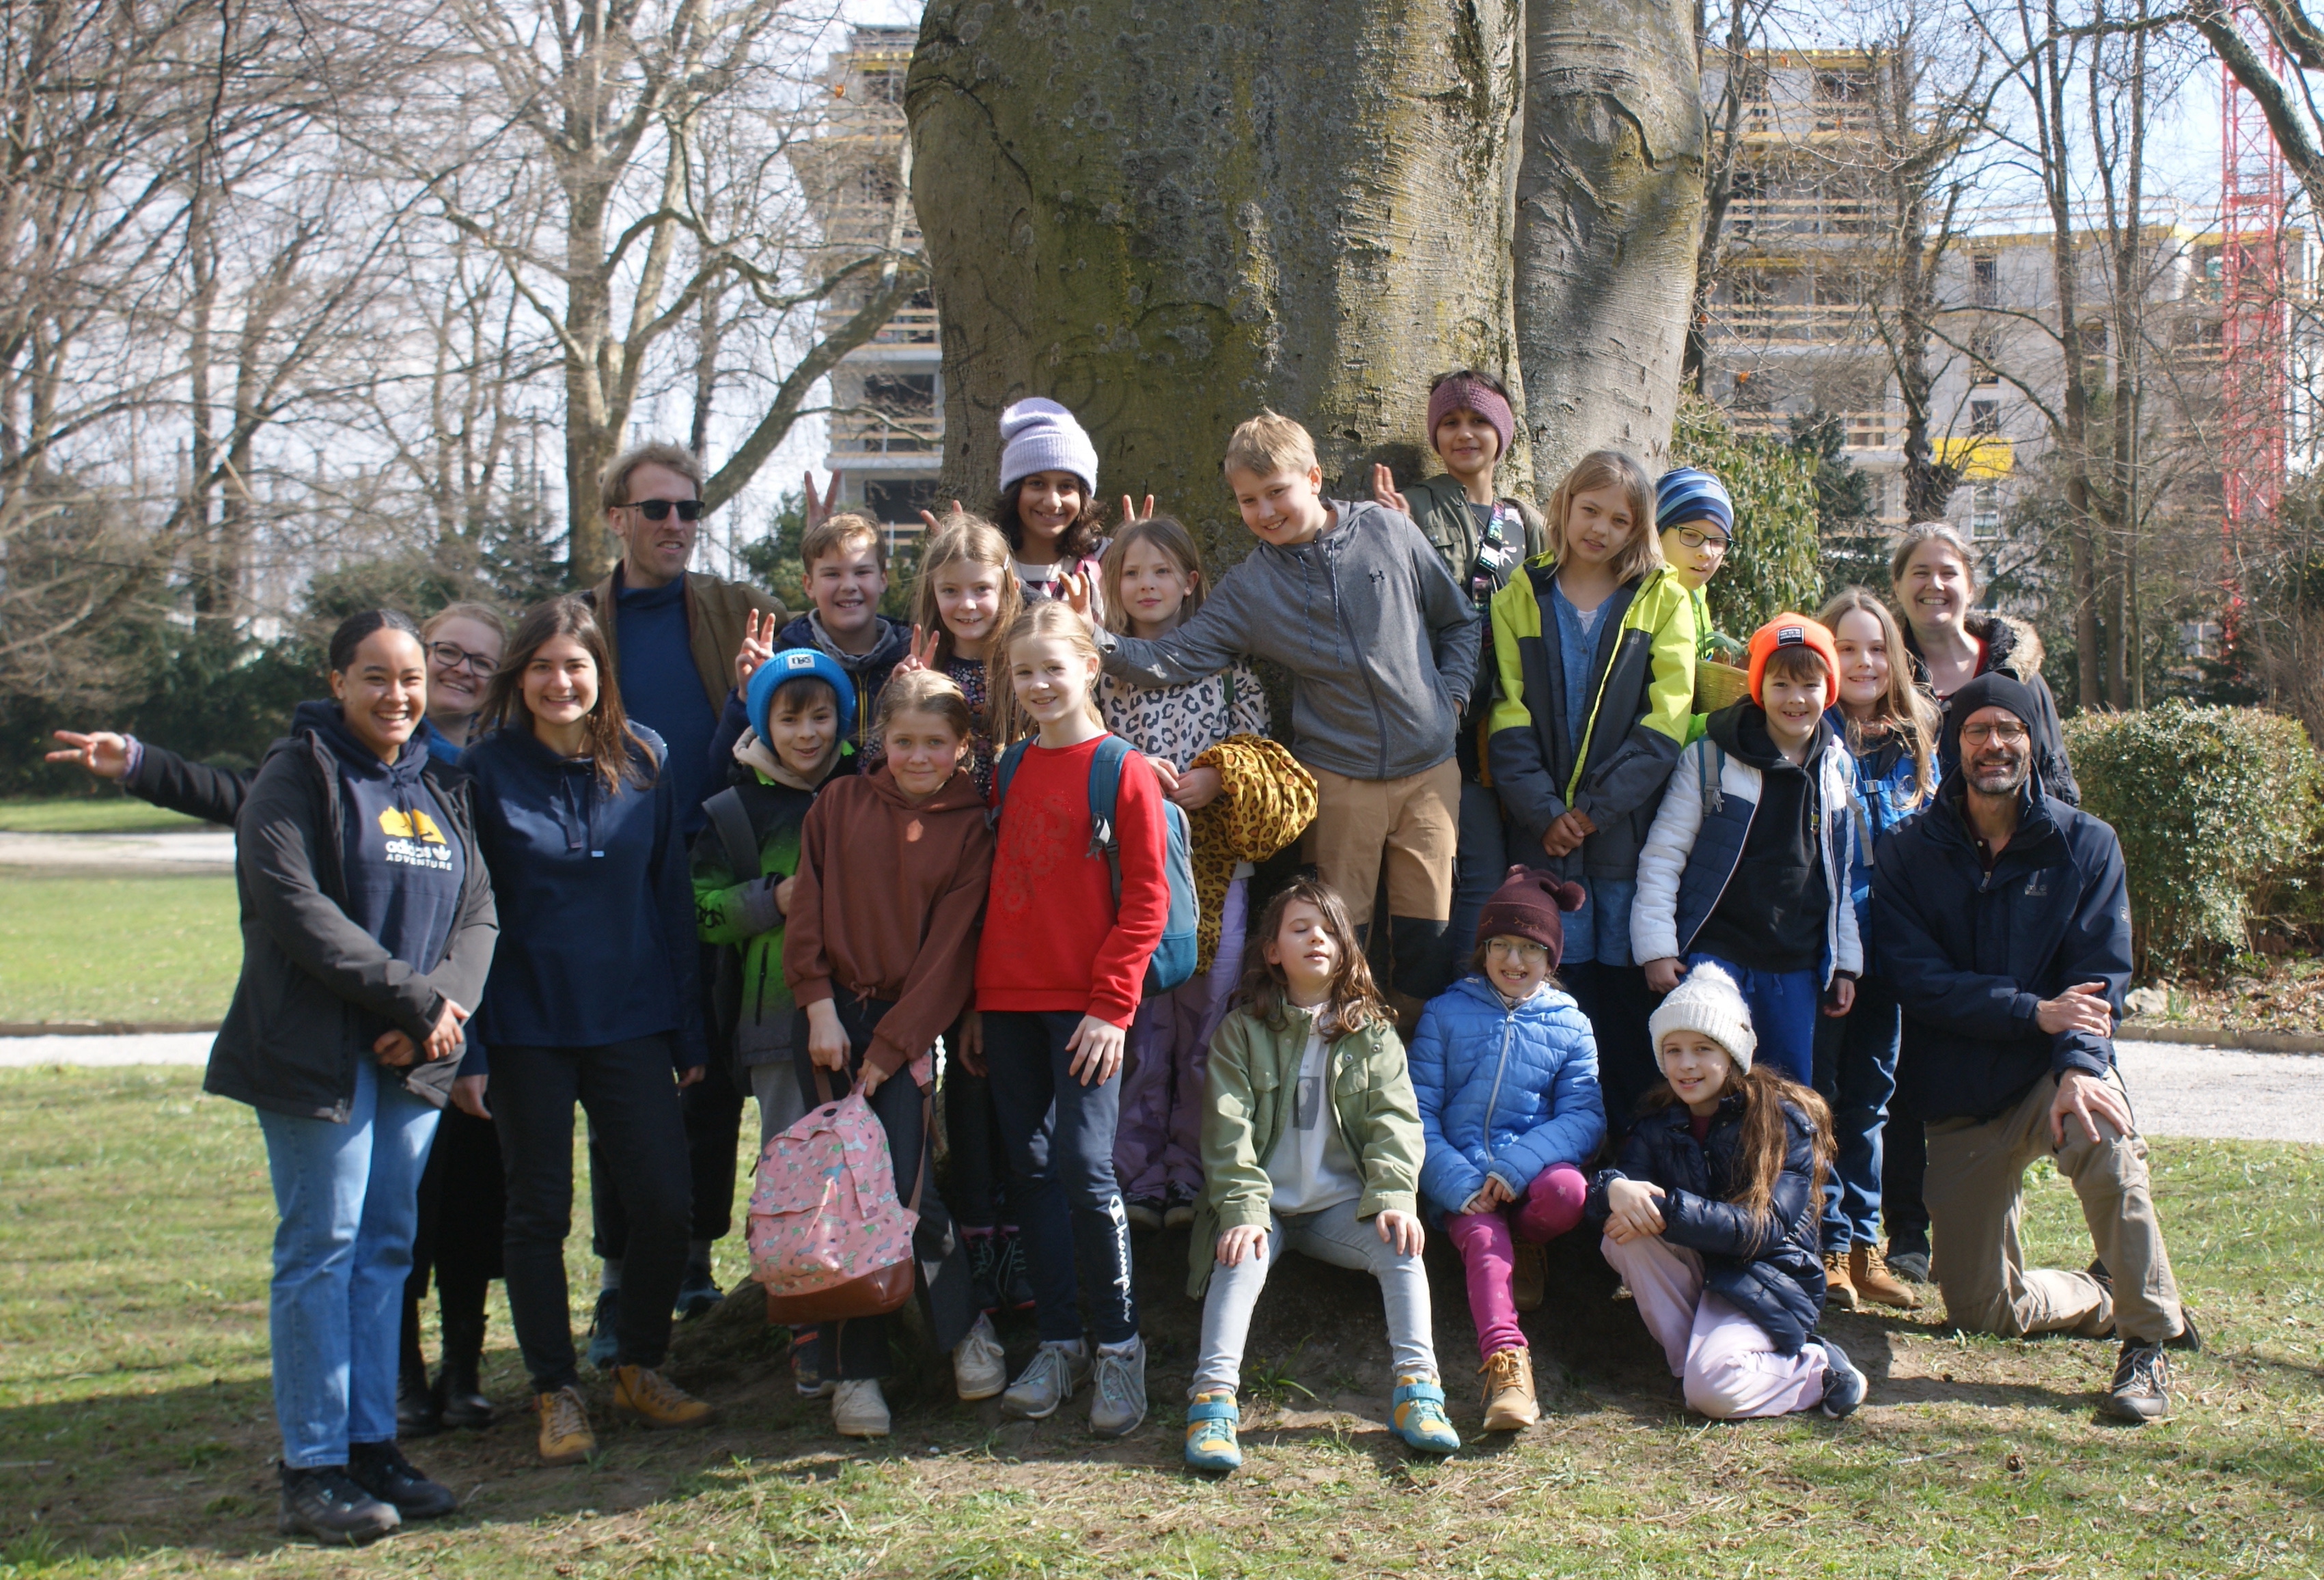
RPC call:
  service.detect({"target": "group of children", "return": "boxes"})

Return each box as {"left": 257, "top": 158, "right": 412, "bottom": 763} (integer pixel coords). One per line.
{"left": 708, "top": 380, "right": 1941, "bottom": 1464}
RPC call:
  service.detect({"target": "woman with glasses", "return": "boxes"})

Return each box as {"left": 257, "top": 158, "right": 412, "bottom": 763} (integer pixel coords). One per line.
{"left": 415, "top": 604, "right": 510, "bottom": 758}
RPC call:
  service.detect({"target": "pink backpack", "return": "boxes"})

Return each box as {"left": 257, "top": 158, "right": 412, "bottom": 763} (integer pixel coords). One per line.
{"left": 748, "top": 1077, "right": 924, "bottom": 1324}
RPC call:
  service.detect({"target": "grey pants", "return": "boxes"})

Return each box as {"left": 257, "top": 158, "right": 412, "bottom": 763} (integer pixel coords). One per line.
{"left": 751, "top": 1062, "right": 807, "bottom": 1151}
{"left": 1191, "top": 1196, "right": 1437, "bottom": 1397}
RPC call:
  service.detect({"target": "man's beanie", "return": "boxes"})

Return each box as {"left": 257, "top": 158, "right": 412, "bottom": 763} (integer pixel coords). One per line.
{"left": 1426, "top": 375, "right": 1517, "bottom": 462}
{"left": 747, "top": 646, "right": 856, "bottom": 745}
{"left": 1648, "top": 960, "right": 1757, "bottom": 1075}
{"left": 998, "top": 397, "right": 1099, "bottom": 495}
{"left": 1475, "top": 864, "right": 1588, "bottom": 968}
{"left": 1655, "top": 467, "right": 1735, "bottom": 538}
{"left": 1939, "top": 670, "right": 2041, "bottom": 764}
{"left": 1745, "top": 613, "right": 1841, "bottom": 708}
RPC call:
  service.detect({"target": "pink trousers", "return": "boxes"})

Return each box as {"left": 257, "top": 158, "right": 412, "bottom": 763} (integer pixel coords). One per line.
{"left": 1601, "top": 1232, "right": 1830, "bottom": 1419}
{"left": 1441, "top": 1162, "right": 1588, "bottom": 1357}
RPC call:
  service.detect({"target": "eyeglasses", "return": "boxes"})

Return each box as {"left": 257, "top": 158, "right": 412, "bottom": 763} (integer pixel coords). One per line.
{"left": 622, "top": 498, "right": 703, "bottom": 522}
{"left": 1668, "top": 525, "right": 1732, "bottom": 554}
{"left": 427, "top": 641, "right": 496, "bottom": 675}
{"left": 1961, "top": 721, "right": 2029, "bottom": 745}
{"left": 1485, "top": 938, "right": 1551, "bottom": 962}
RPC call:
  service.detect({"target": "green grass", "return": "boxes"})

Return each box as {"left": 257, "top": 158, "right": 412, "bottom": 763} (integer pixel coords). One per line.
{"left": 1, "top": 1064, "right": 2320, "bottom": 1577}
{"left": 0, "top": 876, "right": 239, "bottom": 1023}
{"left": 0, "top": 796, "right": 215, "bottom": 834}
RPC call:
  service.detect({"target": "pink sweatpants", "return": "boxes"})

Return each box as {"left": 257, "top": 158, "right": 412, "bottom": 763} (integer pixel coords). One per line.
{"left": 1442, "top": 1161, "right": 1588, "bottom": 1357}
{"left": 1601, "top": 1232, "right": 1830, "bottom": 1419}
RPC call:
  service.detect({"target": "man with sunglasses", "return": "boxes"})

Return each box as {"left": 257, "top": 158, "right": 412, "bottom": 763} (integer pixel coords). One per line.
{"left": 580, "top": 441, "right": 788, "bottom": 1337}
{"left": 1872, "top": 671, "right": 2196, "bottom": 1424}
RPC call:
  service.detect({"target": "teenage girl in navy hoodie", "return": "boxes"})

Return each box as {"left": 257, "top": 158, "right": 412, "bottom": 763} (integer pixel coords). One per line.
{"left": 461, "top": 596, "right": 715, "bottom": 1467}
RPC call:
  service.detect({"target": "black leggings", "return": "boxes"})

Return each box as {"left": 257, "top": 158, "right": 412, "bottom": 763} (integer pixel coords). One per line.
{"left": 401, "top": 1106, "right": 503, "bottom": 1376}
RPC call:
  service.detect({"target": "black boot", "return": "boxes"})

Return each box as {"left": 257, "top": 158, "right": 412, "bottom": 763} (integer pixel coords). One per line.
{"left": 432, "top": 1350, "right": 493, "bottom": 1430}
{"left": 278, "top": 1462, "right": 400, "bottom": 1545}
{"left": 396, "top": 1356, "right": 441, "bottom": 1439}
{"left": 347, "top": 1440, "right": 458, "bottom": 1520}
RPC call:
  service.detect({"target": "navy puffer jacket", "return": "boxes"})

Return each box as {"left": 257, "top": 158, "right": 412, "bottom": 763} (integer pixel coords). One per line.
{"left": 1586, "top": 1094, "right": 1827, "bottom": 1353}
{"left": 1410, "top": 975, "right": 1605, "bottom": 1219}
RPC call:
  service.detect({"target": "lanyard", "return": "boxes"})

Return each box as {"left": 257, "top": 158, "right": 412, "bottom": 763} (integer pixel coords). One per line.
{"left": 1467, "top": 501, "right": 1521, "bottom": 606}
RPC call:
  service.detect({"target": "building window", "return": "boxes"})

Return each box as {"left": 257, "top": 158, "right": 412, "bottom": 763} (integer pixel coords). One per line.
{"left": 1972, "top": 484, "right": 2001, "bottom": 539}
{"left": 1972, "top": 253, "right": 2000, "bottom": 307}
{"left": 1969, "top": 330, "right": 2002, "bottom": 385}
{"left": 1969, "top": 398, "right": 2001, "bottom": 435}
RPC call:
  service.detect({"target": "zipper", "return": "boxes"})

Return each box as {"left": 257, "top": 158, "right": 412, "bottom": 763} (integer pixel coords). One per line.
{"left": 1682, "top": 751, "right": 1758, "bottom": 954}
{"left": 1323, "top": 544, "right": 1392, "bottom": 779}
{"left": 1560, "top": 576, "right": 1642, "bottom": 807}
{"left": 1480, "top": 1006, "right": 1517, "bottom": 1168}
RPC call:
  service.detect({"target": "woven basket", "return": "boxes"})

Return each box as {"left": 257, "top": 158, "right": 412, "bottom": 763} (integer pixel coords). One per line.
{"left": 1693, "top": 660, "right": 1752, "bottom": 715}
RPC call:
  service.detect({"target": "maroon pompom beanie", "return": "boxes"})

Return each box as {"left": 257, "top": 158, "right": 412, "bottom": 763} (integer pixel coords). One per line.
{"left": 1475, "top": 864, "right": 1588, "bottom": 968}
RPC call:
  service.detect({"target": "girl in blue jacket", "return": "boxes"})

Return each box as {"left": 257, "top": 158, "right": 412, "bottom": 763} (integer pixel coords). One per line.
{"left": 1410, "top": 867, "right": 1605, "bottom": 1432}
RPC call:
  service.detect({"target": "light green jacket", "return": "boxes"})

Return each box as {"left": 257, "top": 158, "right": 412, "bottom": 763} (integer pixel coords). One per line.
{"left": 1187, "top": 1003, "right": 1424, "bottom": 1297}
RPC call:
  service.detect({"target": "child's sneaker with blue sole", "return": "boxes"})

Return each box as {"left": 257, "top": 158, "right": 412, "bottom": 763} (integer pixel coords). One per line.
{"left": 1184, "top": 1391, "right": 1241, "bottom": 1472}
{"left": 1391, "top": 1374, "right": 1461, "bottom": 1454}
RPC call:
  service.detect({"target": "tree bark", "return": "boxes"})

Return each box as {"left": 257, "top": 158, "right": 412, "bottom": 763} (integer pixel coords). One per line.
{"left": 1514, "top": 0, "right": 1706, "bottom": 490}
{"left": 907, "top": 0, "right": 1527, "bottom": 568}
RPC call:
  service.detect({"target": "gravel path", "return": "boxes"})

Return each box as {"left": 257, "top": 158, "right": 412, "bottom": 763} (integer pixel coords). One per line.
{"left": 0, "top": 1034, "right": 2316, "bottom": 1144}
{"left": 0, "top": 830, "right": 234, "bottom": 874}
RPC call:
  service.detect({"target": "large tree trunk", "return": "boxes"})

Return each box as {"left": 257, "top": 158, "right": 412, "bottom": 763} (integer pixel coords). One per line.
{"left": 1514, "top": 0, "right": 1706, "bottom": 490}
{"left": 907, "top": 1, "right": 1527, "bottom": 569}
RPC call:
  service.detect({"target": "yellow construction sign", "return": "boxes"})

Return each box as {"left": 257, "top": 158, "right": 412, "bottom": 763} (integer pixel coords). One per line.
{"left": 1937, "top": 436, "right": 2015, "bottom": 479}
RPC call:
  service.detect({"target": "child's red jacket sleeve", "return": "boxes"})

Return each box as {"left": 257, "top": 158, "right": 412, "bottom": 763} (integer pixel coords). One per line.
{"left": 1088, "top": 751, "right": 1170, "bottom": 1026}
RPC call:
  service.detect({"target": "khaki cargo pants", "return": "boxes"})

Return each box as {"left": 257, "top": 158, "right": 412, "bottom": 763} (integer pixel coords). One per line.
{"left": 1923, "top": 1068, "right": 2187, "bottom": 1346}
{"left": 1301, "top": 760, "right": 1460, "bottom": 929}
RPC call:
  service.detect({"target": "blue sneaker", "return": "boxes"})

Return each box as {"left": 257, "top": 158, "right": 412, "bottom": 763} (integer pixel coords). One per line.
{"left": 1391, "top": 1375, "right": 1461, "bottom": 1454}
{"left": 791, "top": 1328, "right": 835, "bottom": 1400}
{"left": 1184, "top": 1391, "right": 1241, "bottom": 1472}
{"left": 1814, "top": 1335, "right": 1867, "bottom": 1419}
{"left": 674, "top": 1262, "right": 721, "bottom": 1320}
{"left": 584, "top": 1290, "right": 620, "bottom": 1370}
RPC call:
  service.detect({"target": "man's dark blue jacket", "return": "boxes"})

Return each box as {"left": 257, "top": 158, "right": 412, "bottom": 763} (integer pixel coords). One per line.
{"left": 1871, "top": 772, "right": 2132, "bottom": 1125}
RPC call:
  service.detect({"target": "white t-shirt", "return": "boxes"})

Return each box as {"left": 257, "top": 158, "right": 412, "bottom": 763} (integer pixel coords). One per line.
{"left": 1267, "top": 1019, "right": 1364, "bottom": 1216}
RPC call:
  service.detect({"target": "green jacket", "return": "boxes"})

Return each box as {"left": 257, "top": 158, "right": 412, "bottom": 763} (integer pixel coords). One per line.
{"left": 1405, "top": 475, "right": 1549, "bottom": 779}
{"left": 1187, "top": 1004, "right": 1424, "bottom": 1297}
{"left": 1486, "top": 558, "right": 1696, "bottom": 881}
{"left": 691, "top": 767, "right": 820, "bottom": 1072}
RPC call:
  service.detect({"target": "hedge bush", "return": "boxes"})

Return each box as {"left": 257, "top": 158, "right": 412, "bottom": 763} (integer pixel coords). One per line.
{"left": 2064, "top": 702, "right": 2321, "bottom": 969}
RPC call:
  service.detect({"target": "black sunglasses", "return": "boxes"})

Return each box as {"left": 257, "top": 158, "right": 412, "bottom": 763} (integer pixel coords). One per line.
{"left": 624, "top": 498, "right": 703, "bottom": 521}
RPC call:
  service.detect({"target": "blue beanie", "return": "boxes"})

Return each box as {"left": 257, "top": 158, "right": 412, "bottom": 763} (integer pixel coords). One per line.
{"left": 746, "top": 646, "right": 855, "bottom": 745}
{"left": 998, "top": 397, "right": 1099, "bottom": 495}
{"left": 1655, "top": 467, "right": 1735, "bottom": 538}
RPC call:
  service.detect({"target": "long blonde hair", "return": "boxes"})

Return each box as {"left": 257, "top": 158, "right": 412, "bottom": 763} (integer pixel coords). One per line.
{"left": 911, "top": 514, "right": 1023, "bottom": 667}
{"left": 1544, "top": 449, "right": 1662, "bottom": 585}
{"left": 988, "top": 601, "right": 1106, "bottom": 747}
{"left": 1817, "top": 586, "right": 1938, "bottom": 807}
{"left": 1097, "top": 515, "right": 1207, "bottom": 636}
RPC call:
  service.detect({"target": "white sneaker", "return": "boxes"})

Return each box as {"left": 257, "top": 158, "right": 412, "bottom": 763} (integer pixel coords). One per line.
{"left": 832, "top": 1378, "right": 889, "bottom": 1438}
{"left": 954, "top": 1314, "right": 1006, "bottom": 1402}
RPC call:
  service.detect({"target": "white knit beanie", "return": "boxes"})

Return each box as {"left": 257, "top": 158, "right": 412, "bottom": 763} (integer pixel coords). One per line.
{"left": 998, "top": 397, "right": 1099, "bottom": 495}
{"left": 1648, "top": 960, "right": 1757, "bottom": 1075}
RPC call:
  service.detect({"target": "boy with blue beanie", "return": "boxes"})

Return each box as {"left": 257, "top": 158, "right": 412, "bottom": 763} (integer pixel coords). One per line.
{"left": 1654, "top": 468, "right": 1740, "bottom": 665}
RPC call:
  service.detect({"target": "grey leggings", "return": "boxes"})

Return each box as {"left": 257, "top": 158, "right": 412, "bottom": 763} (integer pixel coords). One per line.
{"left": 1191, "top": 1196, "right": 1437, "bottom": 1397}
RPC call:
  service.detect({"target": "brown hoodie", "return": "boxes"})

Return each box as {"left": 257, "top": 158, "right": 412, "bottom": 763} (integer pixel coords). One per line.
{"left": 781, "top": 763, "right": 994, "bottom": 1077}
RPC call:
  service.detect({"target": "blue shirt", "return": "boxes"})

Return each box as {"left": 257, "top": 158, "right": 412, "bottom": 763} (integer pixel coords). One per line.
{"left": 1551, "top": 581, "right": 1607, "bottom": 758}
{"left": 1548, "top": 583, "right": 1628, "bottom": 965}
{"left": 614, "top": 577, "right": 718, "bottom": 837}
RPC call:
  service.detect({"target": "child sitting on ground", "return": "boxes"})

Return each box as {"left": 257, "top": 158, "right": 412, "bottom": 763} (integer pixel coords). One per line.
{"left": 1631, "top": 615, "right": 1862, "bottom": 1087}
{"left": 780, "top": 669, "right": 1001, "bottom": 1439}
{"left": 1409, "top": 865, "right": 1605, "bottom": 1432}
{"left": 1182, "top": 876, "right": 1461, "bottom": 1472}
{"left": 1587, "top": 962, "right": 1868, "bottom": 1421}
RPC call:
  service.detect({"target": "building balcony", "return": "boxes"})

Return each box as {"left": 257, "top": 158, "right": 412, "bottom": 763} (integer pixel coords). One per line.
{"left": 1727, "top": 408, "right": 1900, "bottom": 450}
{"left": 829, "top": 407, "right": 943, "bottom": 469}
{"left": 1704, "top": 301, "right": 1866, "bottom": 344}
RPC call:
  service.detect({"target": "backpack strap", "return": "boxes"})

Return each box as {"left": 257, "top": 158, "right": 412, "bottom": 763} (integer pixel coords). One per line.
{"left": 1696, "top": 737, "right": 1725, "bottom": 817}
{"left": 986, "top": 738, "right": 1034, "bottom": 830}
{"left": 1085, "top": 734, "right": 1131, "bottom": 906}
{"left": 704, "top": 786, "right": 762, "bottom": 883}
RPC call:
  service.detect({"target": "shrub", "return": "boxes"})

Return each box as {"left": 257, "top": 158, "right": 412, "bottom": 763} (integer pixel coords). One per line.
{"left": 2065, "top": 702, "right": 2321, "bottom": 969}
{"left": 1668, "top": 393, "right": 1821, "bottom": 636}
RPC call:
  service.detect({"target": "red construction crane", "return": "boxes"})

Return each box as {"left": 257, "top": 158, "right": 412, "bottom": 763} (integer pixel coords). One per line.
{"left": 2219, "top": 13, "right": 2289, "bottom": 652}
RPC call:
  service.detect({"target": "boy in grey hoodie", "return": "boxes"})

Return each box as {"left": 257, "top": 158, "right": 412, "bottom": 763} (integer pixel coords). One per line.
{"left": 1093, "top": 411, "right": 1479, "bottom": 1001}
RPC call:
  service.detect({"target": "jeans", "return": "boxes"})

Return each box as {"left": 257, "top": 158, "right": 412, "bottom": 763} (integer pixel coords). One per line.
{"left": 494, "top": 1036, "right": 690, "bottom": 1392}
{"left": 1568, "top": 960, "right": 1657, "bottom": 1134}
{"left": 1193, "top": 1197, "right": 1437, "bottom": 1396}
{"left": 255, "top": 1059, "right": 439, "bottom": 1468}
{"left": 1115, "top": 877, "right": 1245, "bottom": 1201}
{"left": 1812, "top": 971, "right": 1900, "bottom": 1251}
{"left": 1601, "top": 1233, "right": 1829, "bottom": 1420}
{"left": 790, "top": 997, "right": 975, "bottom": 1379}
{"left": 1442, "top": 1162, "right": 1588, "bottom": 1357}
{"left": 981, "top": 1008, "right": 1139, "bottom": 1345}
{"left": 1685, "top": 954, "right": 1818, "bottom": 1085}
{"left": 1448, "top": 780, "right": 1509, "bottom": 962}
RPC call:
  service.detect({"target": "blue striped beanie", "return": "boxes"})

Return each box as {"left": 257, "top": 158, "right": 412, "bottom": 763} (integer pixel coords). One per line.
{"left": 1655, "top": 468, "right": 1734, "bottom": 537}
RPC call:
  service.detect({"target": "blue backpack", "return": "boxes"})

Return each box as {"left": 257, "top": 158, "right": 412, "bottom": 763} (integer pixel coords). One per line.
{"left": 993, "top": 734, "right": 1199, "bottom": 995}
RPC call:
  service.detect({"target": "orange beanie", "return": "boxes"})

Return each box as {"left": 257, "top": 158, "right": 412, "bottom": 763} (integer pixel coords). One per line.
{"left": 1745, "top": 613, "right": 1840, "bottom": 708}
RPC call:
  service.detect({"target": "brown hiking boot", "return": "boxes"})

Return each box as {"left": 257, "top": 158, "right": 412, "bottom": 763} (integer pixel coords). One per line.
{"left": 611, "top": 1364, "right": 715, "bottom": 1429}
{"left": 1479, "top": 1346, "right": 1540, "bottom": 1430}
{"left": 1823, "top": 1250, "right": 1859, "bottom": 1312}
{"left": 534, "top": 1385, "right": 596, "bottom": 1466}
{"left": 1512, "top": 1241, "right": 1547, "bottom": 1313}
{"left": 1851, "top": 1243, "right": 1923, "bottom": 1309}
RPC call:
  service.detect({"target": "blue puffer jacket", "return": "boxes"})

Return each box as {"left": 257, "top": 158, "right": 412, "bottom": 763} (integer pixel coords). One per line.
{"left": 1409, "top": 975, "right": 1606, "bottom": 1219}
{"left": 1586, "top": 1094, "right": 1827, "bottom": 1353}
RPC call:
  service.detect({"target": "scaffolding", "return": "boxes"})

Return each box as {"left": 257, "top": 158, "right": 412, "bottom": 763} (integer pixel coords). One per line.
{"left": 2219, "top": 12, "right": 2289, "bottom": 610}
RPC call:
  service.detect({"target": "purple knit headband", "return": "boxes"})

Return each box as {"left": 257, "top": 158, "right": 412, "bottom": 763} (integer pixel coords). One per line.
{"left": 1427, "top": 376, "right": 1516, "bottom": 460}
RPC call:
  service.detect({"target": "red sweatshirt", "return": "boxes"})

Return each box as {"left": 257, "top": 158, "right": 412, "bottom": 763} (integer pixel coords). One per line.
{"left": 975, "top": 734, "right": 1170, "bottom": 1027}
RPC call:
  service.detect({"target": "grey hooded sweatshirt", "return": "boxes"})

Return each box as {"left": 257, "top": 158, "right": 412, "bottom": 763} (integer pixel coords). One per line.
{"left": 1099, "top": 499, "right": 1480, "bottom": 781}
